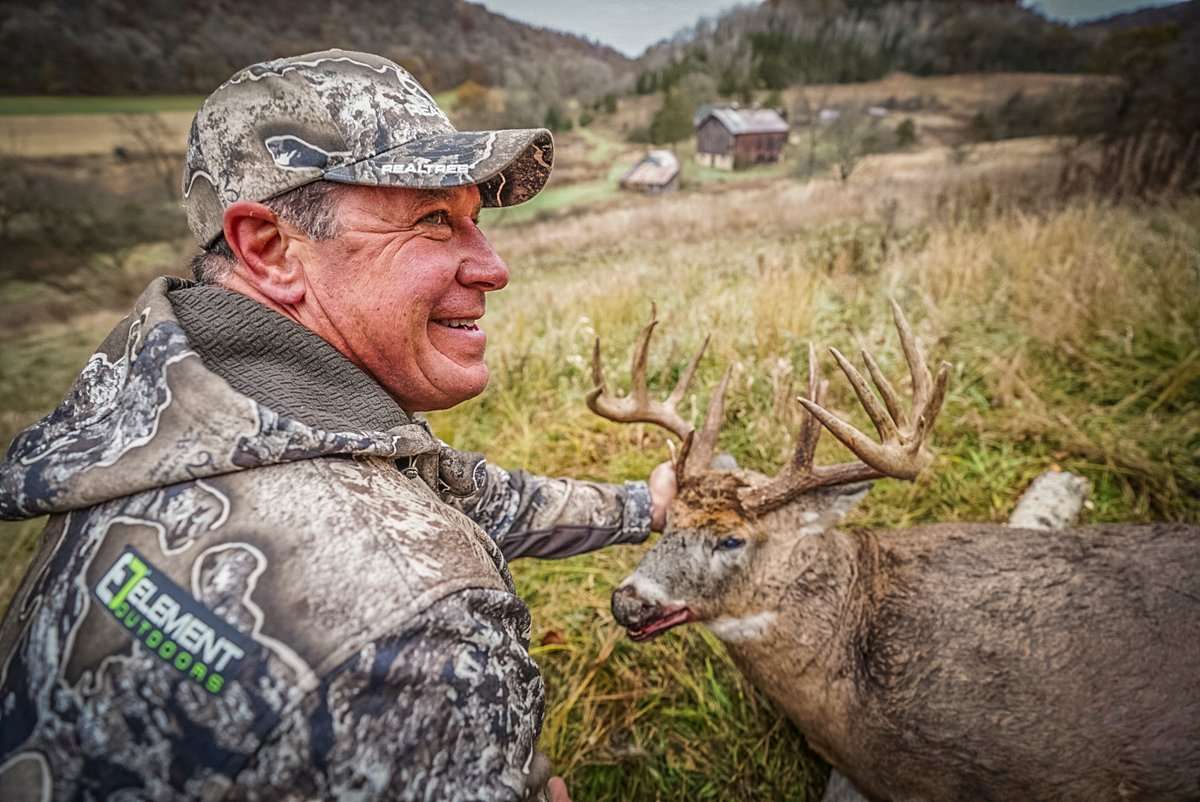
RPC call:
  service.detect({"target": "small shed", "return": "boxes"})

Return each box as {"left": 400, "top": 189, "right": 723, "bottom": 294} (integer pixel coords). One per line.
{"left": 695, "top": 107, "right": 789, "bottom": 170}
{"left": 619, "top": 149, "right": 680, "bottom": 193}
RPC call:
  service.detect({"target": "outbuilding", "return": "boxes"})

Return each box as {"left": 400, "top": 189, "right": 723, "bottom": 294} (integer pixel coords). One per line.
{"left": 694, "top": 107, "right": 789, "bottom": 170}
{"left": 619, "top": 149, "right": 681, "bottom": 193}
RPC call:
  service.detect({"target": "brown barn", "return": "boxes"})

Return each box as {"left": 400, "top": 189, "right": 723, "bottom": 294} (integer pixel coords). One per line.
{"left": 694, "top": 107, "right": 789, "bottom": 170}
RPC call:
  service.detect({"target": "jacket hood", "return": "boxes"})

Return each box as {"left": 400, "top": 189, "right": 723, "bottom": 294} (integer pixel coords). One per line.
{"left": 0, "top": 278, "right": 445, "bottom": 520}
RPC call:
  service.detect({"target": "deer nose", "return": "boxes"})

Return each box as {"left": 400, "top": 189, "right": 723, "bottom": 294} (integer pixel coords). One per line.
{"left": 611, "top": 584, "right": 659, "bottom": 630}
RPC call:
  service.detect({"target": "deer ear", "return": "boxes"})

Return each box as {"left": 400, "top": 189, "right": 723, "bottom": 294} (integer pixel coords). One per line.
{"left": 793, "top": 481, "right": 872, "bottom": 536}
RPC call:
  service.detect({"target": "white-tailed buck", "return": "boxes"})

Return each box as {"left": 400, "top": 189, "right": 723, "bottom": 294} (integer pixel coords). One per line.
{"left": 593, "top": 303, "right": 1200, "bottom": 802}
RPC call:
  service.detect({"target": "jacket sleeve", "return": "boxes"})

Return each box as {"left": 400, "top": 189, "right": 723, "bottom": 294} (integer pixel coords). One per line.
{"left": 229, "top": 588, "right": 548, "bottom": 802}
{"left": 446, "top": 459, "right": 653, "bottom": 561}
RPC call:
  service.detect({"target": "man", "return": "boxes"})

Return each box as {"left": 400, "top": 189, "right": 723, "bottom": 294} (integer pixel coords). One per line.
{"left": 0, "top": 50, "right": 673, "bottom": 801}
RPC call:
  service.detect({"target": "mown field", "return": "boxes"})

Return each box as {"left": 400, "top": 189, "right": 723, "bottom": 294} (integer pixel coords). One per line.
{"left": 1, "top": 81, "right": 1198, "bottom": 801}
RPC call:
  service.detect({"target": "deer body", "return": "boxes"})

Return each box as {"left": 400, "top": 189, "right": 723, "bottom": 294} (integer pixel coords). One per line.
{"left": 592, "top": 303, "right": 1200, "bottom": 802}
{"left": 711, "top": 520, "right": 1200, "bottom": 802}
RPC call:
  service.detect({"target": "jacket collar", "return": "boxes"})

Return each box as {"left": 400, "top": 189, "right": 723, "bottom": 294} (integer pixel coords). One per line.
{"left": 168, "top": 280, "right": 412, "bottom": 433}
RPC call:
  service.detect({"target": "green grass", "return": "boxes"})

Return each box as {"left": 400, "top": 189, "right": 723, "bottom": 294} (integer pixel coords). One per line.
{"left": 482, "top": 176, "right": 622, "bottom": 226}
{"left": 0, "top": 95, "right": 205, "bottom": 115}
{"left": 575, "top": 126, "right": 623, "bottom": 166}
{"left": 433, "top": 88, "right": 459, "bottom": 112}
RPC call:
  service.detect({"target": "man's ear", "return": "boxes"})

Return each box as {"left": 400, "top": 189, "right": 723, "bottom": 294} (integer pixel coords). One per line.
{"left": 222, "top": 201, "right": 305, "bottom": 305}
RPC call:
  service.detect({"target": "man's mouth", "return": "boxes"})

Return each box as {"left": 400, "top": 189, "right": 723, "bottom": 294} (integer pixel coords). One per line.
{"left": 627, "top": 607, "right": 695, "bottom": 642}
{"left": 432, "top": 317, "right": 481, "bottom": 331}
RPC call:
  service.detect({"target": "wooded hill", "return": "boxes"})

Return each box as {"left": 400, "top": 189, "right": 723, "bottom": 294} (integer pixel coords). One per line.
{"left": 634, "top": 0, "right": 1196, "bottom": 93}
{"left": 0, "top": 0, "right": 633, "bottom": 100}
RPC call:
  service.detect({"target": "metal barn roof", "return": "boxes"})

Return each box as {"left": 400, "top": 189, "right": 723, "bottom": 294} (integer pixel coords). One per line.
{"left": 621, "top": 149, "right": 680, "bottom": 187}
{"left": 698, "top": 107, "right": 789, "bottom": 135}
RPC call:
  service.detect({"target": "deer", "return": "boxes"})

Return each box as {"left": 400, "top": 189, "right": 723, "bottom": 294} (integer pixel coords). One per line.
{"left": 590, "top": 302, "right": 1200, "bottom": 802}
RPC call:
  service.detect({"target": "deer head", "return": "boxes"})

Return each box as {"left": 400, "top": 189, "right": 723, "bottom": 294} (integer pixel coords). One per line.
{"left": 590, "top": 302, "right": 950, "bottom": 643}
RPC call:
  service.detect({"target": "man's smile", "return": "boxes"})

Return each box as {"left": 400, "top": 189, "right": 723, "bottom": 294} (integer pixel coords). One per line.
{"left": 428, "top": 312, "right": 488, "bottom": 354}
{"left": 431, "top": 317, "right": 481, "bottom": 331}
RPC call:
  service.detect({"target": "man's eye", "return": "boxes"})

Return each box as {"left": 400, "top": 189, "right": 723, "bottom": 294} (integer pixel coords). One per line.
{"left": 420, "top": 210, "right": 450, "bottom": 226}
{"left": 715, "top": 537, "right": 745, "bottom": 551}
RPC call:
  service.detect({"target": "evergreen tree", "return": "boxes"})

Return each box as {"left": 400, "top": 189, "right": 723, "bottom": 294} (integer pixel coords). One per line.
{"left": 650, "top": 90, "right": 694, "bottom": 144}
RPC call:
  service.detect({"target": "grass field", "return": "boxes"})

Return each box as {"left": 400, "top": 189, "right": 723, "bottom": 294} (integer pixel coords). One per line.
{"left": 442, "top": 190, "right": 1200, "bottom": 800}
{"left": 0, "top": 95, "right": 205, "bottom": 115}
{"left": 1, "top": 78, "right": 1198, "bottom": 800}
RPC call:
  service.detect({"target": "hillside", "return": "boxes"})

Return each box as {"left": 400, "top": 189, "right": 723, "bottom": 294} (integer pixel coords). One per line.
{"left": 1079, "top": 0, "right": 1197, "bottom": 30}
{"left": 636, "top": 0, "right": 1094, "bottom": 93}
{"left": 0, "top": 0, "right": 633, "bottom": 102}
{"left": 1076, "top": 0, "right": 1200, "bottom": 63}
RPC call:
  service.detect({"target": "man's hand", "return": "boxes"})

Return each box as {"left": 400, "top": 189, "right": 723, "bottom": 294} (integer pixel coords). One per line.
{"left": 548, "top": 777, "right": 572, "bottom": 802}
{"left": 648, "top": 460, "right": 677, "bottom": 532}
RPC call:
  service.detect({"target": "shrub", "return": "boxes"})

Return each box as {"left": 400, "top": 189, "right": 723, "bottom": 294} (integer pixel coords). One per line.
{"left": 626, "top": 125, "right": 653, "bottom": 144}
{"left": 543, "top": 104, "right": 573, "bottom": 132}
{"left": 649, "top": 90, "right": 694, "bottom": 145}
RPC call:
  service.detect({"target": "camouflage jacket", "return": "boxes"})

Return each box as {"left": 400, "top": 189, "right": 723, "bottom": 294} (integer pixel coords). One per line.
{"left": 0, "top": 279, "right": 651, "bottom": 802}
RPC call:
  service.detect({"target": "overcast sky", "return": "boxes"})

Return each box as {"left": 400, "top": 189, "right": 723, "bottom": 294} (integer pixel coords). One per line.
{"left": 1023, "top": 0, "right": 1188, "bottom": 21}
{"left": 480, "top": 0, "right": 1190, "bottom": 57}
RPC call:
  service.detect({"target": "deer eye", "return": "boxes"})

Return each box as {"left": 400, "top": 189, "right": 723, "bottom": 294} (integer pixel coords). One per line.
{"left": 716, "top": 537, "right": 745, "bottom": 551}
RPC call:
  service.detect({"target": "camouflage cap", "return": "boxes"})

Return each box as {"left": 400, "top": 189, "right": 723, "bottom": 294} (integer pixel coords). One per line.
{"left": 182, "top": 49, "right": 554, "bottom": 247}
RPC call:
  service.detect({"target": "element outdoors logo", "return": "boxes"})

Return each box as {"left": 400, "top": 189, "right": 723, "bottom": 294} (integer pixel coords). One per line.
{"left": 94, "top": 546, "right": 256, "bottom": 694}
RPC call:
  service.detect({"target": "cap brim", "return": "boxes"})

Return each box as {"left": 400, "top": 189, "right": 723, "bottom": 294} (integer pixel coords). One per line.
{"left": 322, "top": 128, "right": 553, "bottom": 207}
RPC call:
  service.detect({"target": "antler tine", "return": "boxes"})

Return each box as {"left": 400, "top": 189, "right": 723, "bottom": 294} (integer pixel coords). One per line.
{"left": 590, "top": 337, "right": 606, "bottom": 396}
{"left": 915, "top": 360, "right": 952, "bottom": 445}
{"left": 891, "top": 298, "right": 931, "bottom": 411}
{"left": 666, "top": 334, "right": 709, "bottom": 409}
{"left": 674, "top": 430, "right": 695, "bottom": 479}
{"left": 686, "top": 365, "right": 732, "bottom": 477}
{"left": 585, "top": 305, "right": 700, "bottom": 445}
{"left": 796, "top": 397, "right": 915, "bottom": 478}
{"left": 629, "top": 302, "right": 658, "bottom": 407}
{"left": 739, "top": 303, "right": 950, "bottom": 515}
{"left": 828, "top": 347, "right": 900, "bottom": 445}
{"left": 862, "top": 348, "right": 907, "bottom": 431}
{"left": 739, "top": 346, "right": 855, "bottom": 515}
{"left": 789, "top": 343, "right": 825, "bottom": 473}
{"left": 796, "top": 302, "right": 949, "bottom": 480}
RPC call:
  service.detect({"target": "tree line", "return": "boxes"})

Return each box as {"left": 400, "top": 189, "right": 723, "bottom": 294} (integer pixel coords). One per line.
{"left": 0, "top": 0, "right": 632, "bottom": 103}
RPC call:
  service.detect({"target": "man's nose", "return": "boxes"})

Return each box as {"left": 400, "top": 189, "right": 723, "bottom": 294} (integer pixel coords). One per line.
{"left": 457, "top": 220, "right": 509, "bottom": 291}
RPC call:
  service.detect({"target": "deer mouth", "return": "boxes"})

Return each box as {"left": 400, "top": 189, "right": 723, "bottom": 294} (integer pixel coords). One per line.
{"left": 627, "top": 607, "right": 695, "bottom": 642}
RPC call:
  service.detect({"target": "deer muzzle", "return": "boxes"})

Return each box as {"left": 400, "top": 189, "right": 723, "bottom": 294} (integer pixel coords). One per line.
{"left": 611, "top": 583, "right": 694, "bottom": 642}
{"left": 611, "top": 584, "right": 657, "bottom": 630}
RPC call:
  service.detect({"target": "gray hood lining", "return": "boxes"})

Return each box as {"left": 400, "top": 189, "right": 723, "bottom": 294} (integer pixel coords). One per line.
{"left": 168, "top": 283, "right": 410, "bottom": 433}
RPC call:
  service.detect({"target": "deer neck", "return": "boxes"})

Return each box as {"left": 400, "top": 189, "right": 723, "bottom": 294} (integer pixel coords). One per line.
{"left": 717, "top": 526, "right": 870, "bottom": 760}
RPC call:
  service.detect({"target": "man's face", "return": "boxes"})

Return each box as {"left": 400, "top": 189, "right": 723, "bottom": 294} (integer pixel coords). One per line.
{"left": 300, "top": 184, "right": 509, "bottom": 412}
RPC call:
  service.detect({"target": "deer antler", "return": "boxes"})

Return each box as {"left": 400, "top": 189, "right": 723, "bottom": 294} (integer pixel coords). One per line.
{"left": 739, "top": 300, "right": 951, "bottom": 515}
{"left": 587, "top": 304, "right": 702, "bottom": 466}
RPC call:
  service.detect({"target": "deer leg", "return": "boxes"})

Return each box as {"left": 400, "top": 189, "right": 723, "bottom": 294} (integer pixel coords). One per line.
{"left": 822, "top": 769, "right": 942, "bottom": 802}
{"left": 821, "top": 769, "right": 871, "bottom": 802}
{"left": 1007, "top": 471, "right": 1091, "bottom": 531}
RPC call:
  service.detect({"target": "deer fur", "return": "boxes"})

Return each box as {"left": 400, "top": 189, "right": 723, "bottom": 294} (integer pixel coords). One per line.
{"left": 597, "top": 304, "right": 1199, "bottom": 801}
{"left": 614, "top": 479, "right": 1200, "bottom": 802}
